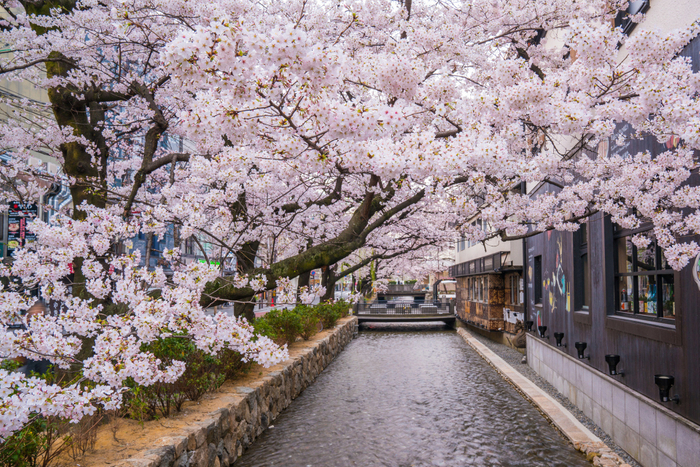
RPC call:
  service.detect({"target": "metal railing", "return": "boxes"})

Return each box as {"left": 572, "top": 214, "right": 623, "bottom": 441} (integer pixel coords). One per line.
{"left": 355, "top": 300, "right": 451, "bottom": 315}
{"left": 386, "top": 284, "right": 429, "bottom": 294}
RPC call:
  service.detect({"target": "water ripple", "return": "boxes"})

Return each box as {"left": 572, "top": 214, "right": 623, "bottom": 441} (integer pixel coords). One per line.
{"left": 235, "top": 324, "right": 589, "bottom": 467}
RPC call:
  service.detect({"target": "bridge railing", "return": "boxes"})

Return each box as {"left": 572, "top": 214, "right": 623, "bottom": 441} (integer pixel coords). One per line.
{"left": 355, "top": 301, "right": 452, "bottom": 315}
{"left": 385, "top": 284, "right": 430, "bottom": 294}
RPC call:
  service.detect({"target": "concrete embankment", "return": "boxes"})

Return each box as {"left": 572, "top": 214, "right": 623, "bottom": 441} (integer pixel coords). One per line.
{"left": 81, "top": 316, "right": 357, "bottom": 467}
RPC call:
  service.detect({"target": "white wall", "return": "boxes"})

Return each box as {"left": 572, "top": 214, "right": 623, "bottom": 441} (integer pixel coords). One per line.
{"left": 527, "top": 335, "right": 700, "bottom": 467}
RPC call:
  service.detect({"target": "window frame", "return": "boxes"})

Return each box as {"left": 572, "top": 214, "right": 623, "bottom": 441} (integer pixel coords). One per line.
{"left": 533, "top": 256, "right": 543, "bottom": 305}
{"left": 573, "top": 222, "right": 591, "bottom": 312}
{"left": 611, "top": 225, "right": 676, "bottom": 324}
{"left": 614, "top": 0, "right": 650, "bottom": 36}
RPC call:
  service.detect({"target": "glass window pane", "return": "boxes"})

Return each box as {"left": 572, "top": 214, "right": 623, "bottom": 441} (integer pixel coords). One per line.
{"left": 615, "top": 236, "right": 634, "bottom": 273}
{"left": 661, "top": 275, "right": 675, "bottom": 318}
{"left": 637, "top": 275, "right": 658, "bottom": 315}
{"left": 637, "top": 241, "right": 656, "bottom": 272}
{"left": 618, "top": 276, "right": 634, "bottom": 311}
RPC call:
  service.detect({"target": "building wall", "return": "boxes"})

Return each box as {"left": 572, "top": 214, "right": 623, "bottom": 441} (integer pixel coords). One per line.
{"left": 525, "top": 208, "right": 700, "bottom": 441}
{"left": 527, "top": 334, "right": 700, "bottom": 467}
{"left": 455, "top": 274, "right": 506, "bottom": 331}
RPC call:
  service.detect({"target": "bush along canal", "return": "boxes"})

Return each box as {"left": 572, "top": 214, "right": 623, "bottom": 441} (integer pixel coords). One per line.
{"left": 234, "top": 322, "right": 590, "bottom": 467}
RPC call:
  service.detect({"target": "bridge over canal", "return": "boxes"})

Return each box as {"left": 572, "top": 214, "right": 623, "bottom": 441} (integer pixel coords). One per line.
{"left": 354, "top": 300, "right": 456, "bottom": 326}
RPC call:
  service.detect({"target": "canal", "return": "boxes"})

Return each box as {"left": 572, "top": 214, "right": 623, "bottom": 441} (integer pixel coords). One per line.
{"left": 235, "top": 324, "right": 590, "bottom": 466}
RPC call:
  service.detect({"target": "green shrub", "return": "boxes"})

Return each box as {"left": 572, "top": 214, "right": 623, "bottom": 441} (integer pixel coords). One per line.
{"left": 256, "top": 308, "right": 302, "bottom": 345}
{"left": 334, "top": 300, "right": 350, "bottom": 318}
{"left": 124, "top": 337, "right": 250, "bottom": 421}
{"left": 315, "top": 303, "right": 342, "bottom": 329}
{"left": 252, "top": 314, "right": 279, "bottom": 342}
{"left": 295, "top": 305, "right": 320, "bottom": 340}
{"left": 0, "top": 370, "right": 101, "bottom": 467}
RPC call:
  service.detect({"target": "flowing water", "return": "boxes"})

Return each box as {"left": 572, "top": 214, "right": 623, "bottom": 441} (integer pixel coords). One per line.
{"left": 235, "top": 323, "right": 590, "bottom": 467}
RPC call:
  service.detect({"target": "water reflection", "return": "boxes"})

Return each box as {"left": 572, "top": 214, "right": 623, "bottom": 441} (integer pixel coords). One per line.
{"left": 235, "top": 324, "right": 589, "bottom": 467}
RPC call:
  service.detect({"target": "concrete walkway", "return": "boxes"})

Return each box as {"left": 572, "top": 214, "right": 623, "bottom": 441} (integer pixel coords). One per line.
{"left": 457, "top": 327, "right": 632, "bottom": 466}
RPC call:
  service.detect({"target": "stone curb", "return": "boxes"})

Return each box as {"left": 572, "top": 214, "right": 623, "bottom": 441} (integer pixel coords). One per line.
{"left": 107, "top": 316, "right": 357, "bottom": 467}
{"left": 457, "top": 327, "right": 632, "bottom": 467}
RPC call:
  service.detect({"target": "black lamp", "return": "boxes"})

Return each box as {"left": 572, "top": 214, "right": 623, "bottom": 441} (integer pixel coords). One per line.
{"left": 525, "top": 320, "right": 534, "bottom": 332}
{"left": 537, "top": 325, "right": 548, "bottom": 339}
{"left": 554, "top": 332, "right": 566, "bottom": 348}
{"left": 654, "top": 375, "right": 680, "bottom": 404}
{"left": 605, "top": 354, "right": 624, "bottom": 376}
{"left": 574, "top": 342, "right": 590, "bottom": 360}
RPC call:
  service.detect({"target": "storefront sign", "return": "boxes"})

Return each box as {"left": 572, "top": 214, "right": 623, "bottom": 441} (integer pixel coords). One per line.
{"left": 7, "top": 202, "right": 38, "bottom": 254}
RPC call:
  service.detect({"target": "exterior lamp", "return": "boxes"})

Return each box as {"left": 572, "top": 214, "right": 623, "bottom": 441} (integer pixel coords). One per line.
{"left": 574, "top": 342, "right": 590, "bottom": 360}
{"left": 605, "top": 354, "right": 625, "bottom": 377}
{"left": 554, "top": 332, "right": 566, "bottom": 348}
{"left": 654, "top": 375, "right": 680, "bottom": 404}
{"left": 525, "top": 320, "right": 534, "bottom": 332}
{"left": 537, "top": 325, "right": 548, "bottom": 339}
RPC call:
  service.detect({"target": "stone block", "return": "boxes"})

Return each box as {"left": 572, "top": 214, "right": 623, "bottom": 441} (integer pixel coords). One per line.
{"left": 600, "top": 409, "right": 614, "bottom": 436}
{"left": 617, "top": 420, "right": 640, "bottom": 460}
{"left": 580, "top": 393, "right": 593, "bottom": 419}
{"left": 581, "top": 365, "right": 592, "bottom": 397}
{"left": 193, "top": 426, "right": 207, "bottom": 449}
{"left": 114, "top": 459, "right": 158, "bottom": 467}
{"left": 189, "top": 447, "right": 207, "bottom": 467}
{"left": 600, "top": 380, "right": 614, "bottom": 413}
{"left": 158, "top": 436, "right": 188, "bottom": 458}
{"left": 639, "top": 401, "right": 657, "bottom": 444}
{"left": 640, "top": 437, "right": 658, "bottom": 467}
{"left": 656, "top": 410, "right": 677, "bottom": 461}
{"left": 612, "top": 385, "right": 626, "bottom": 421}
{"left": 144, "top": 445, "right": 175, "bottom": 467}
{"left": 205, "top": 419, "right": 221, "bottom": 445}
{"left": 623, "top": 392, "right": 640, "bottom": 433}
{"left": 592, "top": 402, "right": 602, "bottom": 428}
{"left": 676, "top": 419, "right": 700, "bottom": 467}
{"left": 207, "top": 443, "right": 217, "bottom": 466}
{"left": 657, "top": 450, "right": 676, "bottom": 467}
{"left": 575, "top": 363, "right": 584, "bottom": 390}
{"left": 215, "top": 408, "right": 230, "bottom": 433}
{"left": 590, "top": 374, "right": 602, "bottom": 403}
{"left": 175, "top": 453, "right": 188, "bottom": 467}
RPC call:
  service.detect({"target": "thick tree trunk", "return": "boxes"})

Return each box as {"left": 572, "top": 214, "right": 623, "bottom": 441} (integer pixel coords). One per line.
{"left": 321, "top": 265, "right": 336, "bottom": 302}
{"left": 234, "top": 300, "right": 256, "bottom": 323}
{"left": 297, "top": 271, "right": 311, "bottom": 303}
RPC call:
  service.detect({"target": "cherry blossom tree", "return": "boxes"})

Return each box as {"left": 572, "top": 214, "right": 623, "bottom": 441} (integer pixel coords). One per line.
{"left": 2, "top": 0, "right": 700, "bottom": 441}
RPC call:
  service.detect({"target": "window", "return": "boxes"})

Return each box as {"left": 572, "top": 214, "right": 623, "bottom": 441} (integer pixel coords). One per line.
{"left": 615, "top": 0, "right": 650, "bottom": 36}
{"left": 574, "top": 223, "right": 591, "bottom": 311}
{"left": 613, "top": 227, "right": 675, "bottom": 320}
{"left": 509, "top": 275, "right": 521, "bottom": 305}
{"left": 534, "top": 256, "right": 542, "bottom": 305}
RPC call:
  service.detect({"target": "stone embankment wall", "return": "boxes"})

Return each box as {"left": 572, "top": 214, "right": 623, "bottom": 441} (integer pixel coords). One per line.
{"left": 114, "top": 316, "right": 357, "bottom": 467}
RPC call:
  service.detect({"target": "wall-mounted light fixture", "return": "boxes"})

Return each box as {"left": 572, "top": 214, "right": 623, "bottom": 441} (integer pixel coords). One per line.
{"left": 525, "top": 320, "right": 534, "bottom": 332}
{"left": 538, "top": 325, "right": 548, "bottom": 339}
{"left": 654, "top": 375, "right": 680, "bottom": 404}
{"left": 574, "top": 342, "right": 590, "bottom": 360}
{"left": 553, "top": 332, "right": 566, "bottom": 348}
{"left": 605, "top": 354, "right": 625, "bottom": 377}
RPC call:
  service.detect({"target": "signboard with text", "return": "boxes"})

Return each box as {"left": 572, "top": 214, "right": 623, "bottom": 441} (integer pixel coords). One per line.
{"left": 7, "top": 202, "right": 38, "bottom": 254}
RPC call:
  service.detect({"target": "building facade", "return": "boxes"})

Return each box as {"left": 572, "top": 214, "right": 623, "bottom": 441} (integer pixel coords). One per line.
{"left": 449, "top": 214, "right": 525, "bottom": 334}
{"left": 452, "top": 2, "right": 700, "bottom": 466}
